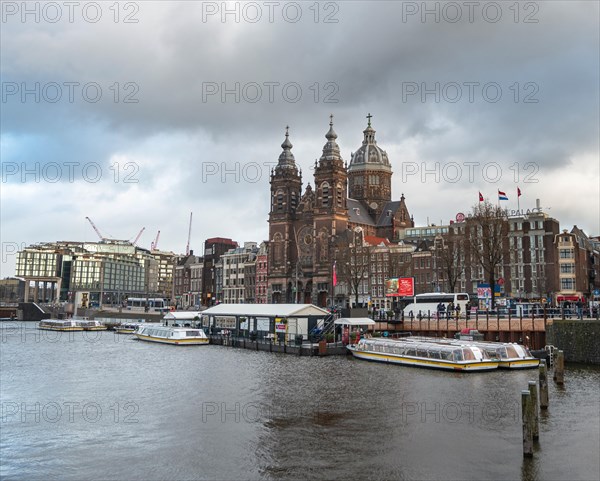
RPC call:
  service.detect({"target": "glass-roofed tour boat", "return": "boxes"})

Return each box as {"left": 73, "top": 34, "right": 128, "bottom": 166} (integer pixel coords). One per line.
{"left": 38, "top": 319, "right": 85, "bottom": 331}
{"left": 347, "top": 337, "right": 498, "bottom": 372}
{"left": 134, "top": 325, "right": 209, "bottom": 345}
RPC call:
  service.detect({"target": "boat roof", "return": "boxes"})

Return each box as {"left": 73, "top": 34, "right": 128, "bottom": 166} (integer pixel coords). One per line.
{"left": 163, "top": 311, "right": 204, "bottom": 320}
{"left": 334, "top": 318, "right": 376, "bottom": 326}
{"left": 201, "top": 304, "right": 329, "bottom": 317}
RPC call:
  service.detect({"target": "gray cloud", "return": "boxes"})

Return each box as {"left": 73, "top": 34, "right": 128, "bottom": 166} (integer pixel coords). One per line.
{"left": 1, "top": 0, "right": 599, "bottom": 275}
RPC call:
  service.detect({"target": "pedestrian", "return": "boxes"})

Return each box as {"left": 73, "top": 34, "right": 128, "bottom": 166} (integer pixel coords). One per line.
{"left": 437, "top": 302, "right": 445, "bottom": 320}
{"left": 576, "top": 299, "right": 584, "bottom": 320}
{"left": 455, "top": 303, "right": 461, "bottom": 318}
{"left": 447, "top": 301, "right": 454, "bottom": 319}
{"left": 465, "top": 301, "right": 471, "bottom": 320}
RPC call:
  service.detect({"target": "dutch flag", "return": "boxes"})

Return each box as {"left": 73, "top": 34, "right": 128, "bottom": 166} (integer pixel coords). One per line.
{"left": 498, "top": 190, "right": 508, "bottom": 201}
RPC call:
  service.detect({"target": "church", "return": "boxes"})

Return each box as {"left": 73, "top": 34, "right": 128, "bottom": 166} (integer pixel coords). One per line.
{"left": 267, "top": 115, "right": 414, "bottom": 306}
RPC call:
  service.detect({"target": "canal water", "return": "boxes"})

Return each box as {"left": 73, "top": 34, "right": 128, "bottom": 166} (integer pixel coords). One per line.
{"left": 1, "top": 322, "right": 598, "bottom": 481}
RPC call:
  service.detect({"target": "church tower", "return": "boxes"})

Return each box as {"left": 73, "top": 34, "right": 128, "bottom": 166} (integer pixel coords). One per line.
{"left": 312, "top": 115, "right": 348, "bottom": 306}
{"left": 348, "top": 114, "right": 392, "bottom": 221}
{"left": 268, "top": 127, "right": 302, "bottom": 303}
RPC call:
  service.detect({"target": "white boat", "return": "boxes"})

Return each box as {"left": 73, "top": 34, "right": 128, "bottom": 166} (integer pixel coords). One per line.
{"left": 404, "top": 336, "right": 539, "bottom": 369}
{"left": 348, "top": 337, "right": 498, "bottom": 372}
{"left": 76, "top": 319, "right": 107, "bottom": 331}
{"left": 135, "top": 325, "right": 209, "bottom": 345}
{"left": 38, "top": 319, "right": 84, "bottom": 331}
{"left": 114, "top": 322, "right": 140, "bottom": 334}
{"left": 466, "top": 341, "right": 539, "bottom": 369}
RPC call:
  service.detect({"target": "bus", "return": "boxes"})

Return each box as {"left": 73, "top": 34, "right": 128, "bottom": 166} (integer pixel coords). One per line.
{"left": 402, "top": 292, "right": 470, "bottom": 318}
{"left": 126, "top": 298, "right": 169, "bottom": 312}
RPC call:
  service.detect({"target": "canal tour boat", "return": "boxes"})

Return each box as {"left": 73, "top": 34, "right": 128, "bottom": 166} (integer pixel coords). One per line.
{"left": 465, "top": 341, "right": 539, "bottom": 369}
{"left": 114, "top": 322, "right": 140, "bottom": 334}
{"left": 38, "top": 319, "right": 84, "bottom": 331}
{"left": 348, "top": 338, "right": 498, "bottom": 372}
{"left": 403, "top": 336, "right": 539, "bottom": 369}
{"left": 134, "top": 325, "right": 209, "bottom": 345}
{"left": 76, "top": 320, "right": 107, "bottom": 331}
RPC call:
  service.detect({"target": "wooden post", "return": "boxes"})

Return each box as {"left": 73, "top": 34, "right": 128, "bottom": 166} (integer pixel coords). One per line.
{"left": 539, "top": 360, "right": 549, "bottom": 409}
{"left": 554, "top": 350, "right": 565, "bottom": 385}
{"left": 521, "top": 390, "right": 533, "bottom": 457}
{"left": 528, "top": 381, "right": 539, "bottom": 440}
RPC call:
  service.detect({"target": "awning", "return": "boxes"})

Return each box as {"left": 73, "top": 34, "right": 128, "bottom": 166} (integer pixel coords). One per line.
{"left": 334, "top": 318, "right": 376, "bottom": 326}
{"left": 557, "top": 295, "right": 582, "bottom": 302}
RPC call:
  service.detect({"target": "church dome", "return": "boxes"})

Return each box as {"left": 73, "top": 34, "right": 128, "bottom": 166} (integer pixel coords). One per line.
{"left": 348, "top": 114, "right": 391, "bottom": 173}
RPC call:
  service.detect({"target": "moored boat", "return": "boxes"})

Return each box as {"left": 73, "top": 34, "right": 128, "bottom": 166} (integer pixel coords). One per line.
{"left": 77, "top": 320, "right": 107, "bottom": 331}
{"left": 403, "top": 336, "right": 539, "bottom": 369}
{"left": 468, "top": 341, "right": 539, "bottom": 369}
{"left": 38, "top": 319, "right": 84, "bottom": 331}
{"left": 114, "top": 322, "right": 141, "bottom": 334}
{"left": 135, "top": 325, "right": 209, "bottom": 345}
{"left": 348, "top": 338, "right": 498, "bottom": 372}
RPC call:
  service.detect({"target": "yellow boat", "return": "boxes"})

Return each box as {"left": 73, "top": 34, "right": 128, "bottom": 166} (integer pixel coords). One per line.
{"left": 348, "top": 338, "right": 498, "bottom": 372}
{"left": 38, "top": 320, "right": 84, "bottom": 331}
{"left": 135, "top": 325, "right": 209, "bottom": 345}
{"left": 77, "top": 320, "right": 107, "bottom": 331}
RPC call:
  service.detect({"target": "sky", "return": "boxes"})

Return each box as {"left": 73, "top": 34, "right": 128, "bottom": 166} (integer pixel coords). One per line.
{"left": 1, "top": 0, "right": 599, "bottom": 276}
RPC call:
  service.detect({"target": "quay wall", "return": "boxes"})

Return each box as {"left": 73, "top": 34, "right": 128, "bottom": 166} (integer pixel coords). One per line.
{"left": 546, "top": 319, "right": 600, "bottom": 364}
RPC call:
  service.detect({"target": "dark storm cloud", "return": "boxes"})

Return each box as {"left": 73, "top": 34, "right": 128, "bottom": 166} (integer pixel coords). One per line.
{"left": 1, "top": 0, "right": 598, "bottom": 273}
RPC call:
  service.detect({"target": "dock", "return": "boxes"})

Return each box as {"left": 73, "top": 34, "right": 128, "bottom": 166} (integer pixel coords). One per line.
{"left": 208, "top": 334, "right": 348, "bottom": 356}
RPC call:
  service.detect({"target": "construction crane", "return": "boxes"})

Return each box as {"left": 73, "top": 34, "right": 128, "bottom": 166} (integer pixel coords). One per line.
{"left": 185, "top": 212, "right": 192, "bottom": 256}
{"left": 131, "top": 227, "right": 145, "bottom": 245}
{"left": 85, "top": 217, "right": 106, "bottom": 241}
{"left": 151, "top": 230, "right": 161, "bottom": 251}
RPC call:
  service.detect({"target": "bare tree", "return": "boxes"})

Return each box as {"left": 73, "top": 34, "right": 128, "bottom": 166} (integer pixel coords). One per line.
{"left": 467, "top": 200, "right": 508, "bottom": 308}
{"left": 333, "top": 229, "right": 370, "bottom": 307}
{"left": 435, "top": 234, "right": 465, "bottom": 293}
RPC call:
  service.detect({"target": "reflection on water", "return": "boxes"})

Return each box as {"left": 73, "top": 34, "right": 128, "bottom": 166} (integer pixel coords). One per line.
{"left": 1, "top": 322, "right": 598, "bottom": 480}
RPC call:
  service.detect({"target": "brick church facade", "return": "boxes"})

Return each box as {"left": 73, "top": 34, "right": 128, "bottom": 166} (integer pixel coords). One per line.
{"left": 267, "top": 115, "right": 414, "bottom": 307}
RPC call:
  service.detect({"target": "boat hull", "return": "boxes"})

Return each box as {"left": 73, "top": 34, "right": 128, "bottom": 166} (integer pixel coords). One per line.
{"left": 348, "top": 347, "right": 498, "bottom": 372}
{"left": 38, "top": 326, "right": 84, "bottom": 332}
{"left": 115, "top": 328, "right": 136, "bottom": 334}
{"left": 498, "top": 359, "right": 540, "bottom": 369}
{"left": 135, "top": 333, "right": 209, "bottom": 345}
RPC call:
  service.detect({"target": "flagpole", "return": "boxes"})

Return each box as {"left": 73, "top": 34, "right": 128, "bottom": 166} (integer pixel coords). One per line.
{"left": 517, "top": 187, "right": 520, "bottom": 212}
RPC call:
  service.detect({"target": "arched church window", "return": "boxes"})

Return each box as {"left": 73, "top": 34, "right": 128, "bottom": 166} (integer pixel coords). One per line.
{"left": 276, "top": 190, "right": 284, "bottom": 213}
{"left": 336, "top": 183, "right": 343, "bottom": 208}
{"left": 321, "top": 182, "right": 330, "bottom": 207}
{"left": 291, "top": 191, "right": 297, "bottom": 211}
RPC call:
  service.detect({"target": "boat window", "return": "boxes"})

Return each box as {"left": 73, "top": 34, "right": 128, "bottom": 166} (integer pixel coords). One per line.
{"left": 428, "top": 350, "right": 441, "bottom": 359}
{"left": 441, "top": 349, "right": 453, "bottom": 361}
{"left": 463, "top": 348, "right": 476, "bottom": 361}
{"left": 506, "top": 346, "right": 519, "bottom": 358}
{"left": 186, "top": 331, "right": 200, "bottom": 337}
{"left": 485, "top": 347, "right": 498, "bottom": 358}
{"left": 416, "top": 349, "right": 428, "bottom": 358}
{"left": 453, "top": 349, "right": 463, "bottom": 361}
{"left": 405, "top": 348, "right": 416, "bottom": 357}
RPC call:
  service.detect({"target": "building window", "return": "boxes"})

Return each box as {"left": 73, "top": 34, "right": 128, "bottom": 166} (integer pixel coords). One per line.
{"left": 559, "top": 249, "right": 574, "bottom": 259}
{"left": 321, "top": 183, "right": 330, "bottom": 207}
{"left": 560, "top": 278, "right": 575, "bottom": 290}
{"left": 560, "top": 264, "right": 575, "bottom": 274}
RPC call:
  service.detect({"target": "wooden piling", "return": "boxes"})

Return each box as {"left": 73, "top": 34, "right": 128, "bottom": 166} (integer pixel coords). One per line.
{"left": 539, "top": 360, "right": 549, "bottom": 409}
{"left": 554, "top": 350, "right": 565, "bottom": 385}
{"left": 528, "top": 381, "right": 539, "bottom": 440}
{"left": 521, "top": 390, "right": 533, "bottom": 457}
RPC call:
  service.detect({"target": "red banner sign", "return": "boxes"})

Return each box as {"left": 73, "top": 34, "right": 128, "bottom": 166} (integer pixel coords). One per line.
{"left": 385, "top": 277, "right": 415, "bottom": 297}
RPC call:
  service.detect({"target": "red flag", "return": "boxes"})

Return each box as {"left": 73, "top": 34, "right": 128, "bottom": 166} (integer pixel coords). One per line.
{"left": 517, "top": 187, "right": 522, "bottom": 197}
{"left": 478, "top": 192, "right": 484, "bottom": 202}
{"left": 332, "top": 261, "right": 337, "bottom": 287}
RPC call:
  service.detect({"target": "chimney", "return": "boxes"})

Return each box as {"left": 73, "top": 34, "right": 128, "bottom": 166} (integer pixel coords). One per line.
{"left": 536, "top": 199, "right": 541, "bottom": 209}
